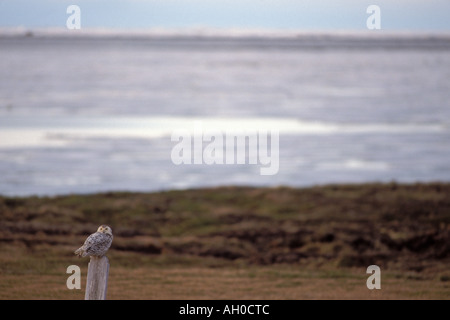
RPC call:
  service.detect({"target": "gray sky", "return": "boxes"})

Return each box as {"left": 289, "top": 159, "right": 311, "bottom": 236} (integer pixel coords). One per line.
{"left": 0, "top": 0, "right": 449, "bottom": 31}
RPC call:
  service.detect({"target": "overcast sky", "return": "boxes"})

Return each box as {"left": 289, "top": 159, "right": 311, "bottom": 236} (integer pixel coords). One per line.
{"left": 0, "top": 0, "right": 449, "bottom": 31}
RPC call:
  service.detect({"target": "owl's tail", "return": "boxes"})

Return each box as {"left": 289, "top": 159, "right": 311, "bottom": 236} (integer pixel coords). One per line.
{"left": 74, "top": 247, "right": 85, "bottom": 258}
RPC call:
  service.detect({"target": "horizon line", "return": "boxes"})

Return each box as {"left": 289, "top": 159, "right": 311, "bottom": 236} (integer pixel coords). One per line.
{"left": 2, "top": 26, "right": 450, "bottom": 39}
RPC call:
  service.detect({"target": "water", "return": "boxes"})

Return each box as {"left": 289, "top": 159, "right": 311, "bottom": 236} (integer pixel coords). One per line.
{"left": 1, "top": 31, "right": 450, "bottom": 196}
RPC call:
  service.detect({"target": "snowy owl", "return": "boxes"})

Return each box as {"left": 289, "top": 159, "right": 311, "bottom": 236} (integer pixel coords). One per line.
{"left": 74, "top": 225, "right": 113, "bottom": 258}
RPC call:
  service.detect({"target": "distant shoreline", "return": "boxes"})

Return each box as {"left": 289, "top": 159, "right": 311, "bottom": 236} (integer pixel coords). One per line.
{"left": 2, "top": 28, "right": 450, "bottom": 51}
{"left": 2, "top": 26, "right": 450, "bottom": 39}
{"left": 1, "top": 181, "right": 449, "bottom": 198}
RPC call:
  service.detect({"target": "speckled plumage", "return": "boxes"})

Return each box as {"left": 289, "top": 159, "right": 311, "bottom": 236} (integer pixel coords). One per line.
{"left": 74, "top": 225, "right": 113, "bottom": 258}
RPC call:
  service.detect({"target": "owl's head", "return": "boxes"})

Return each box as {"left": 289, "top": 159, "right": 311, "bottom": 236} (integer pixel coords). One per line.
{"left": 97, "top": 225, "right": 113, "bottom": 236}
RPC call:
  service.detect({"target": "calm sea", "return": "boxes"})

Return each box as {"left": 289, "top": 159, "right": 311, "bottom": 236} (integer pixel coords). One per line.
{"left": 1, "top": 31, "right": 449, "bottom": 196}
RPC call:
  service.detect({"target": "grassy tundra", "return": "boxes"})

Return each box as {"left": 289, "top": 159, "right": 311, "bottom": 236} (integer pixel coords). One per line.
{"left": 0, "top": 183, "right": 449, "bottom": 299}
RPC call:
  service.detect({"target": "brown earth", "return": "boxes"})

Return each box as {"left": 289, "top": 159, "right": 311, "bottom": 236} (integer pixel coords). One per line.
{"left": 0, "top": 182, "right": 449, "bottom": 299}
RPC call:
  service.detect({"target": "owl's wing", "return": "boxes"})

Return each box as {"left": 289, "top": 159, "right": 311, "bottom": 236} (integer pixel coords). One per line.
{"left": 83, "top": 233, "right": 99, "bottom": 247}
{"left": 96, "top": 233, "right": 112, "bottom": 249}
{"left": 83, "top": 232, "right": 112, "bottom": 254}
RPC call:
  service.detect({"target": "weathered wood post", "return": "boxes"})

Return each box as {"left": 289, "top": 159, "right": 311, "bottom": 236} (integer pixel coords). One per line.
{"left": 85, "top": 256, "right": 109, "bottom": 300}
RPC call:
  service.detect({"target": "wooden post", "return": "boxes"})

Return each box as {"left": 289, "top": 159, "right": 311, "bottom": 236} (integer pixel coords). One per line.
{"left": 85, "top": 256, "right": 109, "bottom": 300}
